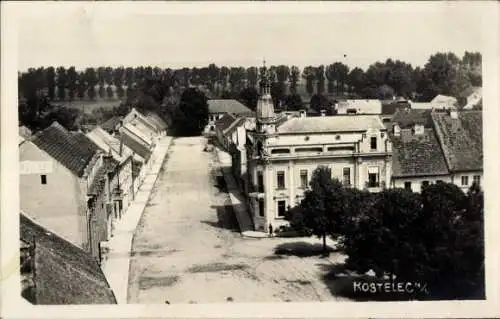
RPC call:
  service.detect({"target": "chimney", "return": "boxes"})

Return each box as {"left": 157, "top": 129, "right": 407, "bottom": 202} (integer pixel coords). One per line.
{"left": 393, "top": 123, "right": 401, "bottom": 137}
{"left": 449, "top": 109, "right": 458, "bottom": 119}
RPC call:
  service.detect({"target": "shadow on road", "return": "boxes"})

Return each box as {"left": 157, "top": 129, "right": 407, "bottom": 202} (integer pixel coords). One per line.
{"left": 273, "top": 241, "right": 340, "bottom": 258}
{"left": 200, "top": 204, "right": 239, "bottom": 232}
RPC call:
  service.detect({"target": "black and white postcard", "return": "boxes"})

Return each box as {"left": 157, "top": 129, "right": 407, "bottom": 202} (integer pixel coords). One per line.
{"left": 1, "top": 1, "right": 499, "bottom": 318}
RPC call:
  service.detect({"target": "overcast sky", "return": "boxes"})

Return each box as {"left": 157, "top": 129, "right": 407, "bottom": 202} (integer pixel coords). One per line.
{"left": 14, "top": 2, "right": 485, "bottom": 71}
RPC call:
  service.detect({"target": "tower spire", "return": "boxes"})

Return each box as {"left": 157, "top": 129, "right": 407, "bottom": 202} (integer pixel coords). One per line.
{"left": 260, "top": 58, "right": 271, "bottom": 96}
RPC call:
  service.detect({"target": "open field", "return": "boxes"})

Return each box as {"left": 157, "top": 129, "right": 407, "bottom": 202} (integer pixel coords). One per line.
{"left": 52, "top": 99, "right": 123, "bottom": 114}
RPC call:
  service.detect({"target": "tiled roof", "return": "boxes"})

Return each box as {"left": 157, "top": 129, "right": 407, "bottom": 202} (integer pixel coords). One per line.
{"left": 391, "top": 129, "right": 449, "bottom": 177}
{"left": 431, "top": 94, "right": 457, "bottom": 106}
{"left": 88, "top": 158, "right": 118, "bottom": 195}
{"left": 277, "top": 115, "right": 385, "bottom": 134}
{"left": 208, "top": 99, "right": 253, "bottom": 115}
{"left": 215, "top": 113, "right": 237, "bottom": 133}
{"left": 431, "top": 110, "right": 483, "bottom": 172}
{"left": 118, "top": 126, "right": 152, "bottom": 161}
{"left": 224, "top": 117, "right": 247, "bottom": 137}
{"left": 30, "top": 122, "right": 100, "bottom": 178}
{"left": 100, "top": 116, "right": 123, "bottom": 132}
{"left": 20, "top": 213, "right": 116, "bottom": 304}
{"left": 392, "top": 109, "right": 433, "bottom": 128}
{"left": 87, "top": 127, "right": 133, "bottom": 164}
{"left": 144, "top": 111, "right": 168, "bottom": 131}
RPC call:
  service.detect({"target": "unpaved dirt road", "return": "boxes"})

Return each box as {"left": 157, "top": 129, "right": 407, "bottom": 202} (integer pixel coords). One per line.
{"left": 127, "top": 136, "right": 346, "bottom": 304}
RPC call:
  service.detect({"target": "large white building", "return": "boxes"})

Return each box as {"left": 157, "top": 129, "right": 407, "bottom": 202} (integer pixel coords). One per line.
{"left": 242, "top": 67, "right": 393, "bottom": 232}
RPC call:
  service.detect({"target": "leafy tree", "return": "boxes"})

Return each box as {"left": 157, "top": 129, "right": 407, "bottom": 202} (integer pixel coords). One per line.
{"left": 77, "top": 72, "right": 86, "bottom": 100}
{"left": 97, "top": 67, "right": 106, "bottom": 87}
{"left": 327, "top": 62, "right": 349, "bottom": 96}
{"left": 246, "top": 66, "right": 259, "bottom": 89}
{"left": 84, "top": 68, "right": 98, "bottom": 100}
{"left": 106, "top": 86, "right": 114, "bottom": 99}
{"left": 285, "top": 166, "right": 347, "bottom": 253}
{"left": 207, "top": 63, "right": 220, "bottom": 92}
{"left": 275, "top": 65, "right": 290, "bottom": 96}
{"left": 289, "top": 66, "right": 301, "bottom": 95}
{"left": 176, "top": 88, "right": 209, "bottom": 136}
{"left": 67, "top": 67, "right": 78, "bottom": 101}
{"left": 283, "top": 94, "right": 303, "bottom": 111}
{"left": 104, "top": 67, "right": 114, "bottom": 86}
{"left": 229, "top": 67, "right": 246, "bottom": 93}
{"left": 421, "top": 52, "right": 460, "bottom": 97}
{"left": 347, "top": 67, "right": 366, "bottom": 95}
{"left": 310, "top": 94, "right": 329, "bottom": 113}
{"left": 56, "top": 67, "right": 67, "bottom": 100}
{"left": 239, "top": 87, "right": 259, "bottom": 110}
{"left": 46, "top": 67, "right": 56, "bottom": 101}
{"left": 42, "top": 106, "right": 81, "bottom": 131}
{"left": 302, "top": 66, "right": 316, "bottom": 96}
{"left": 315, "top": 65, "right": 326, "bottom": 95}
{"left": 98, "top": 85, "right": 106, "bottom": 99}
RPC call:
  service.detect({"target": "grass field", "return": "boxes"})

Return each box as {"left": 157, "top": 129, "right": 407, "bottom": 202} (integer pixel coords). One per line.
{"left": 52, "top": 100, "right": 123, "bottom": 114}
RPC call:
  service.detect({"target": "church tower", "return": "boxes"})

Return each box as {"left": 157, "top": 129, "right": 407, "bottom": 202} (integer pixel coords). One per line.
{"left": 256, "top": 60, "right": 277, "bottom": 134}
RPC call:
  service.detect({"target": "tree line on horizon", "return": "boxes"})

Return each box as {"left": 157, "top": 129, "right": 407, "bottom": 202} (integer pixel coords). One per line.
{"left": 18, "top": 51, "right": 482, "bottom": 133}
{"left": 19, "top": 51, "right": 481, "bottom": 105}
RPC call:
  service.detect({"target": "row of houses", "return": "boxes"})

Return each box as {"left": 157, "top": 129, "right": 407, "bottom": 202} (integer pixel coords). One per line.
{"left": 213, "top": 68, "right": 483, "bottom": 233}
{"left": 18, "top": 107, "right": 168, "bottom": 304}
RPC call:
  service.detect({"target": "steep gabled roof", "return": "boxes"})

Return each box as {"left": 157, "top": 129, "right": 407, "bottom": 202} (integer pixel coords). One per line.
{"left": 224, "top": 117, "right": 247, "bottom": 137}
{"left": 20, "top": 213, "right": 116, "bottom": 304}
{"left": 431, "top": 110, "right": 483, "bottom": 172}
{"left": 87, "top": 127, "right": 133, "bottom": 164}
{"left": 100, "top": 116, "right": 123, "bottom": 132}
{"left": 215, "top": 113, "right": 237, "bottom": 133}
{"left": 208, "top": 99, "right": 253, "bottom": 115}
{"left": 118, "top": 126, "right": 152, "bottom": 161}
{"left": 29, "top": 122, "right": 100, "bottom": 178}
{"left": 391, "top": 128, "right": 449, "bottom": 177}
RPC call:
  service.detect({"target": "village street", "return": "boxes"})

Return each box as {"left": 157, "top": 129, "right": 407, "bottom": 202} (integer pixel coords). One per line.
{"left": 127, "top": 136, "right": 347, "bottom": 304}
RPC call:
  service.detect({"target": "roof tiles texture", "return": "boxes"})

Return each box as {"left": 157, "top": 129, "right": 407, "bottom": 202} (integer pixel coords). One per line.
{"left": 215, "top": 113, "right": 237, "bottom": 132}
{"left": 20, "top": 213, "right": 116, "bottom": 304}
{"left": 118, "top": 126, "right": 152, "bottom": 161}
{"left": 30, "top": 122, "right": 100, "bottom": 178}
{"left": 431, "top": 111, "right": 483, "bottom": 172}
{"left": 87, "top": 127, "right": 133, "bottom": 163}
{"left": 391, "top": 129, "right": 449, "bottom": 177}
{"left": 100, "top": 116, "right": 123, "bottom": 132}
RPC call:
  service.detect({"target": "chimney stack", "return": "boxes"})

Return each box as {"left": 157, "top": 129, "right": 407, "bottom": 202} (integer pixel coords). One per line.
{"left": 393, "top": 123, "right": 401, "bottom": 137}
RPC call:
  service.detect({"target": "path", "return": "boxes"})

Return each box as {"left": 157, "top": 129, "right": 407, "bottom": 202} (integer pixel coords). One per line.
{"left": 127, "top": 136, "right": 345, "bottom": 304}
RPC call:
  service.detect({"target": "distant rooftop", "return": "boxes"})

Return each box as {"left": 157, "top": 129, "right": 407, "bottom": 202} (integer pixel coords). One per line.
{"left": 277, "top": 115, "right": 385, "bottom": 134}
{"left": 431, "top": 110, "right": 482, "bottom": 172}
{"left": 208, "top": 99, "right": 254, "bottom": 115}
{"left": 391, "top": 128, "right": 449, "bottom": 178}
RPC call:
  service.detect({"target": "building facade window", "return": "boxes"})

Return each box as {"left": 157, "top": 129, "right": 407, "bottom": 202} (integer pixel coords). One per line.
{"left": 461, "top": 176, "right": 469, "bottom": 186}
{"left": 300, "top": 170, "right": 308, "bottom": 188}
{"left": 473, "top": 175, "right": 481, "bottom": 185}
{"left": 258, "top": 199, "right": 265, "bottom": 217}
{"left": 367, "top": 167, "right": 379, "bottom": 187}
{"left": 40, "top": 175, "right": 47, "bottom": 185}
{"left": 404, "top": 181, "right": 412, "bottom": 190}
{"left": 257, "top": 172, "right": 264, "bottom": 192}
{"left": 277, "top": 171, "right": 285, "bottom": 189}
{"left": 343, "top": 168, "right": 351, "bottom": 186}
{"left": 277, "top": 200, "right": 286, "bottom": 218}
{"left": 370, "top": 137, "right": 377, "bottom": 150}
